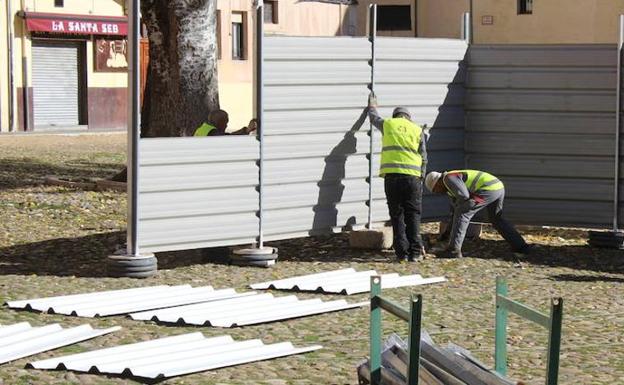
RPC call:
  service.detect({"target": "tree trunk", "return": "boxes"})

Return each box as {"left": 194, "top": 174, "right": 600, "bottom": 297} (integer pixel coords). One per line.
{"left": 140, "top": 0, "right": 220, "bottom": 137}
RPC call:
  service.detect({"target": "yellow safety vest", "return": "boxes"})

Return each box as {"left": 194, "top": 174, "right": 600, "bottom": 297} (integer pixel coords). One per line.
{"left": 194, "top": 122, "right": 216, "bottom": 136}
{"left": 444, "top": 169, "right": 504, "bottom": 197}
{"left": 379, "top": 118, "right": 423, "bottom": 177}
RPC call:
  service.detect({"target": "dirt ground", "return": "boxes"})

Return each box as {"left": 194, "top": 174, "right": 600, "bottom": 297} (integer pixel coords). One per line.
{"left": 0, "top": 133, "right": 623, "bottom": 385}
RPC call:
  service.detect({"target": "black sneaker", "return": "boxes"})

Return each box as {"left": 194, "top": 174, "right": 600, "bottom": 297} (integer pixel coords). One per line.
{"left": 514, "top": 244, "right": 532, "bottom": 255}
{"left": 407, "top": 254, "right": 424, "bottom": 262}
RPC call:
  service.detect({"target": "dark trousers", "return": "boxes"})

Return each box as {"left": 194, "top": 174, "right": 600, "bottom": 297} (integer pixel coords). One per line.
{"left": 384, "top": 174, "right": 424, "bottom": 258}
{"left": 448, "top": 188, "right": 527, "bottom": 252}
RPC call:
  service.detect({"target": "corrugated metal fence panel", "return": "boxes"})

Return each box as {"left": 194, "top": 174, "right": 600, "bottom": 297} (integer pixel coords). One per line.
{"left": 264, "top": 37, "right": 372, "bottom": 239}
{"left": 466, "top": 45, "right": 617, "bottom": 226}
{"left": 0, "top": 322, "right": 120, "bottom": 365}
{"left": 29, "top": 333, "right": 322, "bottom": 380}
{"left": 372, "top": 38, "right": 468, "bottom": 222}
{"left": 138, "top": 137, "right": 259, "bottom": 253}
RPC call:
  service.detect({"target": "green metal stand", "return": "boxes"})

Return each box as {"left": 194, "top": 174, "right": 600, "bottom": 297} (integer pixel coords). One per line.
{"left": 369, "top": 276, "right": 422, "bottom": 385}
{"left": 495, "top": 276, "right": 564, "bottom": 385}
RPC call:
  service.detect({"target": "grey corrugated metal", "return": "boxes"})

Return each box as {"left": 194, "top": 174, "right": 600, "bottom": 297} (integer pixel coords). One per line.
{"left": 0, "top": 322, "right": 120, "bottom": 365}
{"left": 130, "top": 293, "right": 366, "bottom": 327}
{"left": 466, "top": 45, "right": 618, "bottom": 227}
{"left": 32, "top": 41, "right": 81, "bottom": 127}
{"left": 250, "top": 268, "right": 446, "bottom": 295}
{"left": 372, "top": 38, "right": 468, "bottom": 223}
{"left": 264, "top": 37, "right": 371, "bottom": 238}
{"left": 28, "top": 333, "right": 322, "bottom": 380}
{"left": 263, "top": 37, "right": 467, "bottom": 240}
{"left": 6, "top": 285, "right": 247, "bottom": 317}
{"left": 138, "top": 136, "right": 259, "bottom": 253}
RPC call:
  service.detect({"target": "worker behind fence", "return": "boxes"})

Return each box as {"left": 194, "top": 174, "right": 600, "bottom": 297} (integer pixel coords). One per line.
{"left": 424, "top": 170, "right": 530, "bottom": 258}
{"left": 368, "top": 93, "right": 427, "bottom": 262}
{"left": 194, "top": 109, "right": 258, "bottom": 136}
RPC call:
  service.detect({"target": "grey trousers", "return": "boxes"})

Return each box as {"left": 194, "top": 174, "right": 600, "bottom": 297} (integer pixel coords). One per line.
{"left": 448, "top": 188, "right": 527, "bottom": 252}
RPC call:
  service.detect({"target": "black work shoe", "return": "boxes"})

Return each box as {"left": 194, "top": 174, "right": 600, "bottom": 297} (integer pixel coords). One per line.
{"left": 407, "top": 254, "right": 424, "bottom": 262}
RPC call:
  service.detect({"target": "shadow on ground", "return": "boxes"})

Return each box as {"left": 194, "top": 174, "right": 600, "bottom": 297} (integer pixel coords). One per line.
{"left": 0, "top": 157, "right": 123, "bottom": 190}
{"left": 0, "top": 232, "right": 231, "bottom": 277}
{"left": 549, "top": 274, "right": 624, "bottom": 283}
{"left": 2, "top": 230, "right": 623, "bottom": 277}
{"left": 271, "top": 232, "right": 624, "bottom": 275}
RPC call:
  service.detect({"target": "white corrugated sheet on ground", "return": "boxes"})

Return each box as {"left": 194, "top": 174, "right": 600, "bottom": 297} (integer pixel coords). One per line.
{"left": 130, "top": 292, "right": 367, "bottom": 327}
{"left": 5, "top": 285, "right": 250, "bottom": 317}
{"left": 250, "top": 268, "right": 446, "bottom": 295}
{"left": 0, "top": 322, "right": 120, "bottom": 365}
{"left": 28, "top": 332, "right": 322, "bottom": 380}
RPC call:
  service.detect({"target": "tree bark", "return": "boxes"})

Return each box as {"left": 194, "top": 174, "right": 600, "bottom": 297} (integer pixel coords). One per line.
{"left": 140, "top": 0, "right": 220, "bottom": 137}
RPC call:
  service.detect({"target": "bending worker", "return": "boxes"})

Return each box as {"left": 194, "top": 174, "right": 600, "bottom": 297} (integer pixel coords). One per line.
{"left": 368, "top": 94, "right": 427, "bottom": 262}
{"left": 424, "top": 169, "right": 530, "bottom": 258}
{"left": 194, "top": 109, "right": 257, "bottom": 136}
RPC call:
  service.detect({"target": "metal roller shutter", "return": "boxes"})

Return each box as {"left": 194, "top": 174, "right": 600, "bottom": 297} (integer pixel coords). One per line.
{"left": 32, "top": 40, "right": 82, "bottom": 127}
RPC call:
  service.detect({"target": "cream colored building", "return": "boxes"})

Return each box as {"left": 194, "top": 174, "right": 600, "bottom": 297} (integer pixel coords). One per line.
{"left": 473, "top": 0, "right": 624, "bottom": 44}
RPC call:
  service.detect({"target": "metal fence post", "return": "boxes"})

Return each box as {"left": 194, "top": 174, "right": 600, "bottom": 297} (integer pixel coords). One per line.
{"left": 614, "top": 14, "right": 624, "bottom": 231}
{"left": 494, "top": 276, "right": 508, "bottom": 376}
{"left": 407, "top": 294, "right": 422, "bottom": 385}
{"left": 367, "top": 4, "right": 377, "bottom": 229}
{"left": 370, "top": 276, "right": 382, "bottom": 384}
{"left": 461, "top": 12, "right": 471, "bottom": 42}
{"left": 127, "top": 0, "right": 140, "bottom": 256}
{"left": 256, "top": 1, "right": 265, "bottom": 248}
{"left": 546, "top": 298, "right": 564, "bottom": 385}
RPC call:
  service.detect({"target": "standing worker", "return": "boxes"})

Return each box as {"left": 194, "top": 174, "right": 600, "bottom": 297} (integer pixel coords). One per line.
{"left": 424, "top": 169, "right": 530, "bottom": 258}
{"left": 368, "top": 94, "right": 427, "bottom": 262}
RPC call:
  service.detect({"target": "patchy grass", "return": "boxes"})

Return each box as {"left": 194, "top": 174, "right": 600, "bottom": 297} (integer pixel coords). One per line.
{"left": 0, "top": 133, "right": 623, "bottom": 384}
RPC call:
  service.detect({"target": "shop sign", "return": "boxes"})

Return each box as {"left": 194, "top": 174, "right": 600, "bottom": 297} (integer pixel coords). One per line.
{"left": 25, "top": 13, "right": 127, "bottom": 36}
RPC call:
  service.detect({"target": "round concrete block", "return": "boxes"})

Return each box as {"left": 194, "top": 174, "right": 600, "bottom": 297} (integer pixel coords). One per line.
{"left": 107, "top": 252, "right": 157, "bottom": 278}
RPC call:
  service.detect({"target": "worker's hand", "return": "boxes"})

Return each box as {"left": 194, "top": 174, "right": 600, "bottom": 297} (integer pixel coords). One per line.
{"left": 368, "top": 93, "right": 377, "bottom": 108}
{"left": 458, "top": 198, "right": 477, "bottom": 212}
{"left": 246, "top": 119, "right": 258, "bottom": 134}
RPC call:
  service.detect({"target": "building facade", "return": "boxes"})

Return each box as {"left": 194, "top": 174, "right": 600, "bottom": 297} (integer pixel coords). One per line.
{"left": 473, "top": 0, "right": 624, "bottom": 44}
{"left": 1, "top": 0, "right": 471, "bottom": 133}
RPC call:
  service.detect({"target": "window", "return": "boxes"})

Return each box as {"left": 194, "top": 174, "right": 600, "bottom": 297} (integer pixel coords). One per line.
{"left": 264, "top": 1, "right": 278, "bottom": 24}
{"left": 54, "top": 0, "right": 64, "bottom": 7}
{"left": 231, "top": 12, "right": 246, "bottom": 60}
{"left": 377, "top": 5, "right": 412, "bottom": 31}
{"left": 518, "top": 0, "right": 533, "bottom": 14}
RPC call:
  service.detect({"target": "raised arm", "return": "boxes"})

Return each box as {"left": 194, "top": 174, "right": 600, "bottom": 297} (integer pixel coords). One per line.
{"left": 367, "top": 94, "right": 384, "bottom": 132}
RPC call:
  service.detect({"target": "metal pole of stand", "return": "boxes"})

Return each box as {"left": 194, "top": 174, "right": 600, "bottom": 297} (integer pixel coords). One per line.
{"left": 230, "top": 0, "right": 277, "bottom": 267}
{"left": 256, "top": 0, "right": 265, "bottom": 248}
{"left": 107, "top": 0, "right": 156, "bottom": 278}
{"left": 613, "top": 15, "right": 624, "bottom": 231}
{"left": 462, "top": 12, "right": 471, "bottom": 42}
{"left": 127, "top": 0, "right": 140, "bottom": 257}
{"left": 367, "top": 4, "right": 377, "bottom": 229}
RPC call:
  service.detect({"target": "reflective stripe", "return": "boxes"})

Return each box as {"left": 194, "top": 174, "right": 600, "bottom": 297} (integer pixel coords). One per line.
{"left": 469, "top": 171, "right": 484, "bottom": 192}
{"left": 481, "top": 178, "right": 501, "bottom": 187}
{"left": 381, "top": 145, "right": 419, "bottom": 154}
{"left": 380, "top": 163, "right": 422, "bottom": 171}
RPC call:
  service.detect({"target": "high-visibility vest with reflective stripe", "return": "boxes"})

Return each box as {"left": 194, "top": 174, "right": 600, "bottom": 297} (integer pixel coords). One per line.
{"left": 194, "top": 122, "right": 216, "bottom": 136}
{"left": 379, "top": 118, "right": 423, "bottom": 177}
{"left": 444, "top": 169, "right": 504, "bottom": 197}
